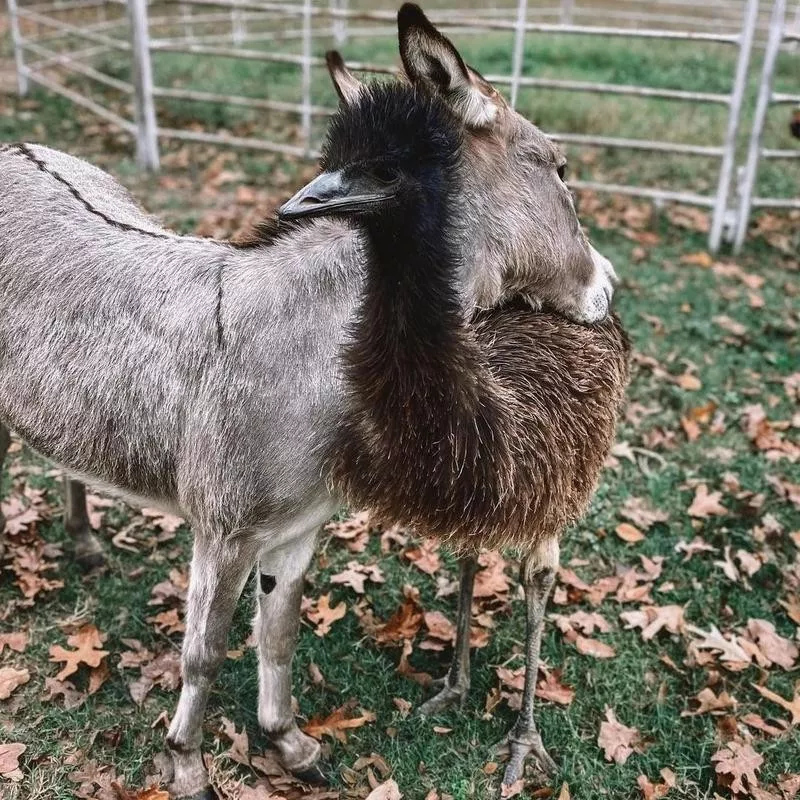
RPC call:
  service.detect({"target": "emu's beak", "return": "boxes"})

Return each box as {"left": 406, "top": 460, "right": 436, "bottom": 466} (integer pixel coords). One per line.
{"left": 278, "top": 169, "right": 396, "bottom": 220}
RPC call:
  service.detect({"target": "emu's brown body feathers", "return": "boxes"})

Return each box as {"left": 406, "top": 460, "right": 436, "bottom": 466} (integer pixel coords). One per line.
{"left": 332, "top": 305, "right": 630, "bottom": 555}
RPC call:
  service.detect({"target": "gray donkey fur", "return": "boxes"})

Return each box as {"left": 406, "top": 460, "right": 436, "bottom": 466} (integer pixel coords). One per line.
{"left": 0, "top": 13, "right": 616, "bottom": 797}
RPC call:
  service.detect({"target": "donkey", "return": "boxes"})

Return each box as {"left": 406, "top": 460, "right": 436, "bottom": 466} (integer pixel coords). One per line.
{"left": 0, "top": 6, "right": 616, "bottom": 797}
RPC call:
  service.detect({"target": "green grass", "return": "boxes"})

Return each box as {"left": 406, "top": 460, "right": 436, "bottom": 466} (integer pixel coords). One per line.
{"left": 1, "top": 29, "right": 799, "bottom": 800}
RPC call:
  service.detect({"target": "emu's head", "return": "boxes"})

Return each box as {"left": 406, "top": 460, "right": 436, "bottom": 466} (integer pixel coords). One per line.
{"left": 279, "top": 74, "right": 463, "bottom": 229}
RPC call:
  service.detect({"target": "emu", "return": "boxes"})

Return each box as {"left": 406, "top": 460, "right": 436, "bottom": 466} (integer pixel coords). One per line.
{"left": 0, "top": 5, "right": 620, "bottom": 797}
{"left": 284, "top": 26, "right": 630, "bottom": 790}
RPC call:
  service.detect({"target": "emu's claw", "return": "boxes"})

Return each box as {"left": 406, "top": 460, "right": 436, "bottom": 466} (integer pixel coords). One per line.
{"left": 498, "top": 729, "right": 557, "bottom": 790}
{"left": 418, "top": 680, "right": 469, "bottom": 716}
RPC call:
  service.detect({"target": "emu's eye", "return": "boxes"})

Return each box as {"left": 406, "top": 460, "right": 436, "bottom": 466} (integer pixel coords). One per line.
{"left": 557, "top": 163, "right": 567, "bottom": 182}
{"left": 370, "top": 163, "right": 400, "bottom": 184}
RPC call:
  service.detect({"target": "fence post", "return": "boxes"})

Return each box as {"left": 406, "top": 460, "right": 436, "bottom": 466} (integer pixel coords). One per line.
{"left": 331, "top": 0, "right": 348, "bottom": 46}
{"left": 708, "top": 0, "right": 758, "bottom": 253}
{"left": 510, "top": 0, "right": 528, "bottom": 109}
{"left": 560, "top": 0, "right": 574, "bottom": 26}
{"left": 734, "top": 0, "right": 787, "bottom": 253}
{"left": 7, "top": 0, "right": 29, "bottom": 96}
{"left": 127, "top": 0, "right": 160, "bottom": 171}
{"left": 300, "top": 0, "right": 313, "bottom": 156}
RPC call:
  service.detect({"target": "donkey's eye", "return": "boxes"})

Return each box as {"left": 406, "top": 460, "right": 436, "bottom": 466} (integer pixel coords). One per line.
{"left": 557, "top": 164, "right": 567, "bottom": 181}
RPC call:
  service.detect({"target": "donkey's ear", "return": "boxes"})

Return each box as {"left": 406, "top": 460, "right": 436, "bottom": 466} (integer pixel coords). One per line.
{"left": 326, "top": 50, "right": 364, "bottom": 106}
{"left": 397, "top": 3, "right": 499, "bottom": 129}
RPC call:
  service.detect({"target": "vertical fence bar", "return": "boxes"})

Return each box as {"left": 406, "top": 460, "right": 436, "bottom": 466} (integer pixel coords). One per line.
{"left": 560, "top": 0, "right": 574, "bottom": 26}
{"left": 232, "top": 0, "right": 246, "bottom": 45}
{"left": 510, "top": 0, "right": 528, "bottom": 109}
{"left": 300, "top": 0, "right": 313, "bottom": 155}
{"left": 128, "top": 0, "right": 160, "bottom": 171}
{"left": 734, "top": 0, "right": 787, "bottom": 252}
{"left": 331, "top": 0, "right": 348, "bottom": 46}
{"left": 7, "top": 0, "right": 29, "bottom": 96}
{"left": 708, "top": 0, "right": 759, "bottom": 252}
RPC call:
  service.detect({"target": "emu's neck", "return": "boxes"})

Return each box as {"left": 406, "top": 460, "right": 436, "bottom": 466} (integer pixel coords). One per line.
{"left": 358, "top": 190, "right": 470, "bottom": 363}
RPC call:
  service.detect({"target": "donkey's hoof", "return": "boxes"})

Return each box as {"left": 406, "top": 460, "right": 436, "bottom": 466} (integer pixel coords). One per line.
{"left": 292, "top": 763, "right": 328, "bottom": 786}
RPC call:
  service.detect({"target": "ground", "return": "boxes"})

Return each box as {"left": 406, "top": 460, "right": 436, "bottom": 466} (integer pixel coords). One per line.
{"left": 0, "top": 16, "right": 799, "bottom": 800}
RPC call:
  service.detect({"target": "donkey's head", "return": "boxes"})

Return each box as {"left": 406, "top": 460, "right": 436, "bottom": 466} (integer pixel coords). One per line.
{"left": 328, "top": 3, "right": 616, "bottom": 324}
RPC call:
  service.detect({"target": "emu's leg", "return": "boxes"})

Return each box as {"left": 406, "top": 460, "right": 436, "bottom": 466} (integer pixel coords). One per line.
{"left": 0, "top": 423, "right": 11, "bottom": 559}
{"left": 501, "top": 539, "right": 559, "bottom": 788}
{"left": 167, "top": 532, "right": 259, "bottom": 800}
{"left": 64, "top": 478, "right": 105, "bottom": 570}
{"left": 419, "top": 556, "right": 479, "bottom": 715}
{"left": 255, "top": 531, "right": 324, "bottom": 782}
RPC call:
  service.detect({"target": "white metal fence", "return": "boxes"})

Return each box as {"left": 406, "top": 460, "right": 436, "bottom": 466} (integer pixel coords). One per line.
{"left": 4, "top": 0, "right": 799, "bottom": 252}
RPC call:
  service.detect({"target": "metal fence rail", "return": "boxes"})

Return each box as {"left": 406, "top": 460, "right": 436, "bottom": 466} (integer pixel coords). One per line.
{"left": 4, "top": 0, "right": 799, "bottom": 251}
{"left": 735, "top": 0, "right": 800, "bottom": 251}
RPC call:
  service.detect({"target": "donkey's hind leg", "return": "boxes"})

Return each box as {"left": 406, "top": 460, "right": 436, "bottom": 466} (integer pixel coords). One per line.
{"left": 64, "top": 478, "right": 105, "bottom": 570}
{"left": 0, "top": 423, "right": 11, "bottom": 559}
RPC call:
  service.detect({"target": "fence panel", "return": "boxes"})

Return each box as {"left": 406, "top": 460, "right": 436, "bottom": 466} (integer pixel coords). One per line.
{"left": 5, "top": 0, "right": 797, "bottom": 251}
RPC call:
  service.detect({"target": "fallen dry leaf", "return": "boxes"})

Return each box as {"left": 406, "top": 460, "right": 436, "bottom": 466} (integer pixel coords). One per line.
{"left": 744, "top": 619, "right": 798, "bottom": 670}
{"left": 681, "top": 687, "right": 737, "bottom": 716}
{"left": 0, "top": 666, "right": 30, "bottom": 700}
{"left": 48, "top": 624, "right": 109, "bottom": 681}
{"left": 330, "top": 561, "right": 385, "bottom": 594}
{"left": 620, "top": 497, "right": 669, "bottom": 530}
{"left": 687, "top": 484, "right": 727, "bottom": 518}
{"left": 751, "top": 682, "right": 800, "bottom": 726}
{"left": 575, "top": 635, "right": 616, "bottom": 659}
{"left": 615, "top": 522, "right": 645, "bottom": 543}
{"left": 598, "top": 707, "right": 642, "bottom": 764}
{"left": 712, "top": 740, "right": 763, "bottom": 795}
{"left": 365, "top": 779, "right": 402, "bottom": 800}
{"left": 305, "top": 594, "right": 347, "bottom": 637}
{"left": 405, "top": 538, "right": 441, "bottom": 575}
{"left": 303, "top": 700, "right": 376, "bottom": 743}
{"left": 637, "top": 768, "right": 676, "bottom": 799}
{"left": 536, "top": 669, "right": 575, "bottom": 706}
{"left": 620, "top": 605, "right": 685, "bottom": 640}
{"left": 0, "top": 742, "right": 26, "bottom": 781}
{"left": 0, "top": 631, "right": 29, "bottom": 654}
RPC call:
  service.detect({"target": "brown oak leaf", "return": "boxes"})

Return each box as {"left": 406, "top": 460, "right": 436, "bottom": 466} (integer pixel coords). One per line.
{"left": 687, "top": 484, "right": 727, "bottom": 518}
{"left": 0, "top": 666, "right": 30, "bottom": 700}
{"left": 597, "top": 707, "right": 642, "bottom": 764}
{"left": 48, "top": 624, "right": 109, "bottom": 681}
{"left": 303, "top": 700, "right": 376, "bottom": 743}
{"left": 712, "top": 741, "right": 763, "bottom": 795}
{"left": 0, "top": 742, "right": 26, "bottom": 781}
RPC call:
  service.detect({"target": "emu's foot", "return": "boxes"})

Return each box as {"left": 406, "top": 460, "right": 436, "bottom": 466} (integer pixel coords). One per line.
{"left": 498, "top": 728, "right": 557, "bottom": 789}
{"left": 71, "top": 529, "right": 106, "bottom": 571}
{"left": 418, "top": 679, "right": 470, "bottom": 716}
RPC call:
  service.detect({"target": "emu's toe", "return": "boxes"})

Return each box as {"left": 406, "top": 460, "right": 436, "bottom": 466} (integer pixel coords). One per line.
{"left": 418, "top": 681, "right": 469, "bottom": 716}
{"left": 499, "top": 730, "right": 557, "bottom": 791}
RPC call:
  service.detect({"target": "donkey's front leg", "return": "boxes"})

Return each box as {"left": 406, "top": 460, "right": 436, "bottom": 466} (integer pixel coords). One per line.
{"left": 167, "top": 531, "right": 259, "bottom": 800}
{"left": 63, "top": 478, "right": 105, "bottom": 570}
{"left": 255, "top": 531, "right": 324, "bottom": 782}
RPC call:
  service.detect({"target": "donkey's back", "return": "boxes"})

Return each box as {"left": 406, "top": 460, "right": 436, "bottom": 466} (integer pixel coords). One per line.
{"left": 0, "top": 144, "right": 227, "bottom": 503}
